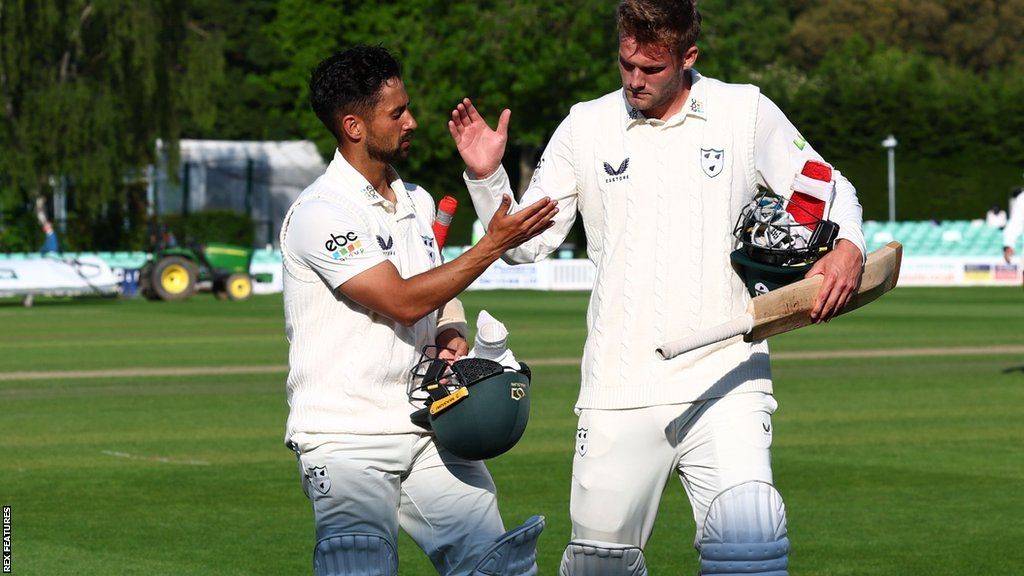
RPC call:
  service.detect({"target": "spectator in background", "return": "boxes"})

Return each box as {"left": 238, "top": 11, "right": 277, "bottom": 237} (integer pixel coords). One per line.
{"left": 1003, "top": 189, "right": 1024, "bottom": 263}
{"left": 987, "top": 204, "right": 1007, "bottom": 229}
{"left": 35, "top": 197, "right": 59, "bottom": 254}
{"left": 146, "top": 219, "right": 177, "bottom": 251}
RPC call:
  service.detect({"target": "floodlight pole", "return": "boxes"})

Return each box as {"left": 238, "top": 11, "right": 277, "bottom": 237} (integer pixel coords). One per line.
{"left": 882, "top": 134, "right": 898, "bottom": 222}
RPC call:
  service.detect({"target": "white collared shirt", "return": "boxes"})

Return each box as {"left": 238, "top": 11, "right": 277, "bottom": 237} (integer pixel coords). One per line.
{"left": 280, "top": 150, "right": 441, "bottom": 438}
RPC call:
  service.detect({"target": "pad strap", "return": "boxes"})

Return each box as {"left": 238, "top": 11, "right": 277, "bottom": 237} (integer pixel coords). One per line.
{"left": 559, "top": 539, "right": 648, "bottom": 576}
{"left": 473, "top": 515, "right": 545, "bottom": 576}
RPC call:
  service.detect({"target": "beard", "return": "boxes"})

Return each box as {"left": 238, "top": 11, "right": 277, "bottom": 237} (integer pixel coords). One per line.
{"left": 623, "top": 70, "right": 687, "bottom": 114}
{"left": 368, "top": 135, "right": 410, "bottom": 165}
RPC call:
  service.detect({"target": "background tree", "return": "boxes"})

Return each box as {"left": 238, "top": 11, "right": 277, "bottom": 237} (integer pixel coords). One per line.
{"left": 266, "top": 0, "right": 615, "bottom": 190}
{"left": 185, "top": 0, "right": 299, "bottom": 140}
{"left": 0, "top": 0, "right": 224, "bottom": 250}
{"left": 697, "top": 0, "right": 796, "bottom": 79}
{"left": 264, "top": 0, "right": 616, "bottom": 243}
{"left": 788, "top": 0, "right": 1024, "bottom": 72}
{"left": 4, "top": 0, "right": 1023, "bottom": 250}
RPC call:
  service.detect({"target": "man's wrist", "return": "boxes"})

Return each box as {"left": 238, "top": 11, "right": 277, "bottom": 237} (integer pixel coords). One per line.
{"left": 436, "top": 327, "right": 464, "bottom": 343}
{"left": 465, "top": 165, "right": 500, "bottom": 182}
{"left": 834, "top": 237, "right": 865, "bottom": 263}
{"left": 467, "top": 233, "right": 503, "bottom": 262}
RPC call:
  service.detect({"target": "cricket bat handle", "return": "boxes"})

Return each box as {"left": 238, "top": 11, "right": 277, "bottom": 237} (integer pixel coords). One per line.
{"left": 656, "top": 314, "right": 754, "bottom": 360}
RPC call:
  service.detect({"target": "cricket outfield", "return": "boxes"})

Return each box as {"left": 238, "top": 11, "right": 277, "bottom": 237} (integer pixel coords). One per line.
{"left": 1, "top": 288, "right": 1022, "bottom": 574}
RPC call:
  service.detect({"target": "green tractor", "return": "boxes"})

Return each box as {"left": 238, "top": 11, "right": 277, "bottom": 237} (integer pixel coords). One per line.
{"left": 140, "top": 242, "right": 255, "bottom": 302}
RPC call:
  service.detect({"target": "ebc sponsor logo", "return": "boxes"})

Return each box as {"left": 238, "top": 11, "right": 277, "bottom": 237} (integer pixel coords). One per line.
{"left": 325, "top": 231, "right": 358, "bottom": 251}
{"left": 361, "top": 184, "right": 380, "bottom": 202}
{"left": 325, "top": 231, "right": 364, "bottom": 260}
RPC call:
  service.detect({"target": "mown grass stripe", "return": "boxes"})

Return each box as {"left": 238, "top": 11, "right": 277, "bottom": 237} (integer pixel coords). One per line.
{"left": 3, "top": 344, "right": 1023, "bottom": 381}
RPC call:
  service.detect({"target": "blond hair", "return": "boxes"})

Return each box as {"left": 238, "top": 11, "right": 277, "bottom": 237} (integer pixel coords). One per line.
{"left": 617, "top": 0, "right": 701, "bottom": 57}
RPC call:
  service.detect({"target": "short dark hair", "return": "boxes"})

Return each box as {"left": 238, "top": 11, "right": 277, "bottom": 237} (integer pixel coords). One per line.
{"left": 617, "top": 0, "right": 701, "bottom": 57}
{"left": 309, "top": 45, "right": 402, "bottom": 138}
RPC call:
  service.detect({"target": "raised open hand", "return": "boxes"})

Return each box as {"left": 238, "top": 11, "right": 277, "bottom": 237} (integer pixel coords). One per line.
{"left": 448, "top": 98, "right": 510, "bottom": 180}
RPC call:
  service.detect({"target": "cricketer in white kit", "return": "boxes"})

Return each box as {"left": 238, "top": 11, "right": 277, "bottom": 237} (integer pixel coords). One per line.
{"left": 448, "top": 1, "right": 866, "bottom": 574}
{"left": 281, "top": 46, "right": 556, "bottom": 576}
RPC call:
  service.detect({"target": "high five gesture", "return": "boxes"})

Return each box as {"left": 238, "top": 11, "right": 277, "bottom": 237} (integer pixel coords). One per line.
{"left": 448, "top": 98, "right": 510, "bottom": 179}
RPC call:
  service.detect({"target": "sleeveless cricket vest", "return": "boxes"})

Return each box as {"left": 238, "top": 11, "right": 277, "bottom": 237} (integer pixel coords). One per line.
{"left": 568, "top": 74, "right": 774, "bottom": 409}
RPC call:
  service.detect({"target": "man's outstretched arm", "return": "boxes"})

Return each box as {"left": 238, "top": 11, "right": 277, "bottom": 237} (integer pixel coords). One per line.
{"left": 339, "top": 194, "right": 557, "bottom": 326}
{"left": 450, "top": 98, "right": 580, "bottom": 264}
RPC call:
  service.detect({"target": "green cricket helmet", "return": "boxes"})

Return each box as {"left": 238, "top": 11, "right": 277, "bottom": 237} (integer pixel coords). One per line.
{"left": 409, "top": 349, "right": 531, "bottom": 461}
{"left": 731, "top": 188, "right": 839, "bottom": 296}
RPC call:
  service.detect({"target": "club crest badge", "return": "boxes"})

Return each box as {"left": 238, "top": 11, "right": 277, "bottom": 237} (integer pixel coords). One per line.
{"left": 576, "top": 427, "right": 588, "bottom": 457}
{"left": 421, "top": 235, "right": 436, "bottom": 263}
{"left": 701, "top": 148, "right": 725, "bottom": 178}
{"left": 305, "top": 465, "right": 331, "bottom": 495}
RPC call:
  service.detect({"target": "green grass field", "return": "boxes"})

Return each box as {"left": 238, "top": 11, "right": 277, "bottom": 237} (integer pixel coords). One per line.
{"left": 2, "top": 287, "right": 1023, "bottom": 575}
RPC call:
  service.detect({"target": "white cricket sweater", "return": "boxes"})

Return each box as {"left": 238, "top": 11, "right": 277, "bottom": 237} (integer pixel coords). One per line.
{"left": 466, "top": 71, "right": 865, "bottom": 410}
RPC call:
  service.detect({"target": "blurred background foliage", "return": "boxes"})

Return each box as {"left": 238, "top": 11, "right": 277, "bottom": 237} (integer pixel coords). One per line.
{"left": 2, "top": 0, "right": 1023, "bottom": 249}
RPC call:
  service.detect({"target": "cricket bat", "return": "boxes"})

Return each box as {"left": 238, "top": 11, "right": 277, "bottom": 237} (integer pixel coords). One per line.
{"left": 656, "top": 241, "right": 903, "bottom": 360}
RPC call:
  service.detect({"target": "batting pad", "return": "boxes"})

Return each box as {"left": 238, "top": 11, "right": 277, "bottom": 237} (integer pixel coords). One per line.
{"left": 473, "top": 515, "right": 545, "bottom": 576}
{"left": 314, "top": 532, "right": 397, "bottom": 576}
{"left": 559, "top": 539, "right": 648, "bottom": 576}
{"left": 699, "top": 481, "right": 789, "bottom": 576}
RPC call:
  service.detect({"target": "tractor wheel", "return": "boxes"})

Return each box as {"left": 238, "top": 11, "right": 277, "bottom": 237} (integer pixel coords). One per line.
{"left": 151, "top": 256, "right": 197, "bottom": 302}
{"left": 139, "top": 263, "right": 159, "bottom": 301}
{"left": 224, "top": 272, "right": 253, "bottom": 301}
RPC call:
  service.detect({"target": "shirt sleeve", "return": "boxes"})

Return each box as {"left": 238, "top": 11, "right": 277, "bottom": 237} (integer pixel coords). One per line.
{"left": 464, "top": 116, "right": 579, "bottom": 264}
{"left": 753, "top": 94, "right": 866, "bottom": 259}
{"left": 286, "top": 198, "right": 386, "bottom": 290}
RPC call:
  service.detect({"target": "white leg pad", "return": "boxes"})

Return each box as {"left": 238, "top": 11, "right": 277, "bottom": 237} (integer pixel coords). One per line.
{"left": 473, "top": 515, "right": 546, "bottom": 576}
{"left": 699, "top": 481, "right": 789, "bottom": 576}
{"left": 559, "top": 539, "right": 648, "bottom": 576}
{"left": 314, "top": 532, "right": 397, "bottom": 576}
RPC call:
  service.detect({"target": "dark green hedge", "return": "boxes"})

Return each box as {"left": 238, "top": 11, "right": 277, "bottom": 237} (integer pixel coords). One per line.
{"left": 164, "top": 210, "right": 255, "bottom": 247}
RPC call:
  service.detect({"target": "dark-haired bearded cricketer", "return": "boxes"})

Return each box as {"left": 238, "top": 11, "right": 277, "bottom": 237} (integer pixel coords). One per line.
{"left": 450, "top": 1, "right": 866, "bottom": 574}
{"left": 280, "top": 45, "right": 556, "bottom": 576}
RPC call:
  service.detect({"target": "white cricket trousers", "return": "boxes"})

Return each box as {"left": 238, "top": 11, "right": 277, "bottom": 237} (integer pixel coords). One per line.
{"left": 570, "top": 392, "right": 778, "bottom": 547}
{"left": 290, "top": 432, "right": 506, "bottom": 575}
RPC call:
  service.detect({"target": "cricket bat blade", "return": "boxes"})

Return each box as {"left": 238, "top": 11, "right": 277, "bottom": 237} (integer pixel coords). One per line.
{"left": 656, "top": 242, "right": 902, "bottom": 360}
